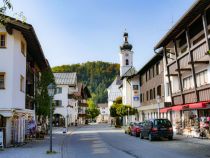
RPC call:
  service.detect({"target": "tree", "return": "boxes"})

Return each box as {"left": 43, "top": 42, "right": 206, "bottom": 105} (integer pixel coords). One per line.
{"left": 110, "top": 97, "right": 137, "bottom": 126}
{"left": 35, "top": 69, "right": 55, "bottom": 117}
{"left": 52, "top": 61, "right": 120, "bottom": 104}
{"left": 86, "top": 98, "right": 100, "bottom": 120}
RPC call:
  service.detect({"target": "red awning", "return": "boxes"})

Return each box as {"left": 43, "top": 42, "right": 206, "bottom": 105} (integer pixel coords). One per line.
{"left": 172, "top": 105, "right": 183, "bottom": 111}
{"left": 172, "top": 104, "right": 189, "bottom": 111}
{"left": 160, "top": 107, "right": 171, "bottom": 113}
{"left": 188, "top": 102, "right": 207, "bottom": 109}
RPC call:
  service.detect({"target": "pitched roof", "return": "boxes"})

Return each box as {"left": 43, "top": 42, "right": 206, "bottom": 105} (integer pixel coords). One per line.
{"left": 53, "top": 73, "right": 76, "bottom": 85}
{"left": 2, "top": 14, "right": 49, "bottom": 70}
{"left": 154, "top": 0, "right": 210, "bottom": 49}
{"left": 121, "top": 67, "right": 137, "bottom": 79}
{"left": 107, "top": 76, "right": 122, "bottom": 101}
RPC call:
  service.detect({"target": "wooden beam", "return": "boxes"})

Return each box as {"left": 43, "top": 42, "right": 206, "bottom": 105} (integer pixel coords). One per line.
{"left": 202, "top": 12, "right": 210, "bottom": 51}
{"left": 165, "top": 74, "right": 179, "bottom": 77}
{"left": 164, "top": 47, "right": 174, "bottom": 105}
{"left": 174, "top": 39, "right": 185, "bottom": 104}
{"left": 175, "top": 68, "right": 192, "bottom": 71}
{"left": 188, "top": 61, "right": 209, "bottom": 64}
{"left": 186, "top": 29, "right": 199, "bottom": 102}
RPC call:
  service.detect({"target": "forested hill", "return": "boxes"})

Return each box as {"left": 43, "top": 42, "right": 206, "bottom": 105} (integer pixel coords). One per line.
{"left": 52, "top": 61, "right": 120, "bottom": 104}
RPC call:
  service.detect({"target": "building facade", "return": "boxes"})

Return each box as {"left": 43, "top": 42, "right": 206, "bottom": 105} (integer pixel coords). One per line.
{"left": 136, "top": 53, "right": 170, "bottom": 122}
{"left": 0, "top": 17, "right": 49, "bottom": 147}
{"left": 155, "top": 0, "right": 210, "bottom": 137}
{"left": 53, "top": 73, "right": 78, "bottom": 127}
{"left": 97, "top": 103, "right": 109, "bottom": 123}
{"left": 119, "top": 32, "right": 139, "bottom": 124}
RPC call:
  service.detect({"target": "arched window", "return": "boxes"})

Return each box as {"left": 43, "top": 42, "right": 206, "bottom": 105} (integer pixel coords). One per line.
{"left": 126, "top": 59, "right": 129, "bottom": 65}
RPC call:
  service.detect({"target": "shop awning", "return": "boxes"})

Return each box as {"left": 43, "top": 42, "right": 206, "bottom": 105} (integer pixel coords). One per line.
{"left": 172, "top": 104, "right": 189, "bottom": 111}
{"left": 160, "top": 107, "right": 172, "bottom": 113}
{"left": 188, "top": 102, "right": 207, "bottom": 109}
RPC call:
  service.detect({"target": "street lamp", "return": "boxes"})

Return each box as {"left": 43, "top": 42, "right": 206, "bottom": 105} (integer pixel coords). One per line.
{"left": 47, "top": 83, "right": 56, "bottom": 153}
{"left": 156, "top": 95, "right": 160, "bottom": 119}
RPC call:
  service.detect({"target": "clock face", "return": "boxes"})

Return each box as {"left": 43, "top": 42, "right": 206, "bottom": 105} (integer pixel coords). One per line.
{"left": 125, "top": 53, "right": 129, "bottom": 56}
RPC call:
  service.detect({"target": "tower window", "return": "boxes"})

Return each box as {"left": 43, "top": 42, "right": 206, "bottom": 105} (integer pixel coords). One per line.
{"left": 126, "top": 59, "right": 129, "bottom": 65}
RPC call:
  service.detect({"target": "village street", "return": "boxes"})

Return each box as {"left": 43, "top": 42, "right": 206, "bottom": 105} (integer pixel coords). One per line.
{"left": 1, "top": 124, "right": 210, "bottom": 158}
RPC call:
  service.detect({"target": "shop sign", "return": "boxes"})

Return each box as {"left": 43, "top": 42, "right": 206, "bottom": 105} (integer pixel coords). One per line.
{"left": 0, "top": 129, "right": 3, "bottom": 148}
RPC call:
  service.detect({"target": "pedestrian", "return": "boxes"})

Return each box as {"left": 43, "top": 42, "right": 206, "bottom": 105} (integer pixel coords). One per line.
{"left": 111, "top": 119, "right": 113, "bottom": 127}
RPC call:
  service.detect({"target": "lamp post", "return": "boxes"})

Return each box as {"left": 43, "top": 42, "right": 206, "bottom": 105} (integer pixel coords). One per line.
{"left": 47, "top": 83, "right": 56, "bottom": 153}
{"left": 128, "top": 107, "right": 130, "bottom": 125}
{"left": 156, "top": 95, "right": 160, "bottom": 119}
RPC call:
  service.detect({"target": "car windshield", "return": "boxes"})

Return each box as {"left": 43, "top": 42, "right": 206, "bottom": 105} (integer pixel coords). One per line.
{"left": 154, "top": 119, "right": 172, "bottom": 127}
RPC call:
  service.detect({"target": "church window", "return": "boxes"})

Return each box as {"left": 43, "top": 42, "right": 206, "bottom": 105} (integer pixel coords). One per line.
{"left": 126, "top": 59, "right": 129, "bottom": 65}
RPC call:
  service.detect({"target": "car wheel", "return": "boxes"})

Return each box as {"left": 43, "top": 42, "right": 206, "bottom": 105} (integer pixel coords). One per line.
{"left": 149, "top": 133, "right": 153, "bottom": 141}
{"left": 168, "top": 136, "right": 173, "bottom": 140}
{"left": 140, "top": 132, "right": 144, "bottom": 139}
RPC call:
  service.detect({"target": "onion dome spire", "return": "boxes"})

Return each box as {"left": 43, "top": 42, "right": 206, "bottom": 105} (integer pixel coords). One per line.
{"left": 120, "top": 32, "right": 133, "bottom": 51}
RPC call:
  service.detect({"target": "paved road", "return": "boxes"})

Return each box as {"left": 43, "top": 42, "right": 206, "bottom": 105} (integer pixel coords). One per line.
{"left": 62, "top": 124, "right": 210, "bottom": 158}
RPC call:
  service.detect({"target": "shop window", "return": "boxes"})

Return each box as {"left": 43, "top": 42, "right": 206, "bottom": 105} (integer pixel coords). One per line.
{"left": 0, "top": 73, "right": 5, "bottom": 89}
{"left": 0, "top": 33, "right": 6, "bottom": 48}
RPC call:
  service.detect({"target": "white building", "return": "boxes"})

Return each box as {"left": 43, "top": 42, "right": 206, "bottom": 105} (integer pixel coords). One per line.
{"left": 53, "top": 73, "right": 78, "bottom": 127}
{"left": 97, "top": 103, "right": 109, "bottom": 123}
{"left": 119, "top": 33, "right": 140, "bottom": 123}
{"left": 107, "top": 75, "right": 122, "bottom": 112}
{"left": 0, "top": 17, "right": 49, "bottom": 147}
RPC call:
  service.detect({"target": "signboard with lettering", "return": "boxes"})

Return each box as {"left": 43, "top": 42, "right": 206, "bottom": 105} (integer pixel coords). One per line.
{"left": 0, "top": 129, "right": 3, "bottom": 148}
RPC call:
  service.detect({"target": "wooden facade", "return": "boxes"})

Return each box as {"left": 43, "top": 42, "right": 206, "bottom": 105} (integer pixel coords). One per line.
{"left": 156, "top": 1, "right": 210, "bottom": 106}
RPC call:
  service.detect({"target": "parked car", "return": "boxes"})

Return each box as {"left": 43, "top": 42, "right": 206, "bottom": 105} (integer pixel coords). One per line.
{"left": 124, "top": 122, "right": 134, "bottom": 135}
{"left": 140, "top": 119, "right": 173, "bottom": 141}
{"left": 130, "top": 122, "right": 144, "bottom": 137}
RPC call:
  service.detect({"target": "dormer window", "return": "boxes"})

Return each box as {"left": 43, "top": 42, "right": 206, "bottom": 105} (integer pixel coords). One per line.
{"left": 126, "top": 59, "right": 129, "bottom": 65}
{"left": 0, "top": 33, "right": 6, "bottom": 48}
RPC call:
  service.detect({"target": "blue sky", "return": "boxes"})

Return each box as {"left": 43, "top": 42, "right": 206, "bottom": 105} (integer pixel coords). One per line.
{"left": 9, "top": 0, "right": 195, "bottom": 69}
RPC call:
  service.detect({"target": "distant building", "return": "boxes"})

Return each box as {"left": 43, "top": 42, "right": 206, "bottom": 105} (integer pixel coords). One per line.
{"left": 0, "top": 17, "right": 49, "bottom": 147}
{"left": 53, "top": 73, "right": 78, "bottom": 127}
{"left": 97, "top": 103, "right": 109, "bottom": 123}
{"left": 72, "top": 83, "right": 91, "bottom": 124}
{"left": 107, "top": 75, "right": 122, "bottom": 112}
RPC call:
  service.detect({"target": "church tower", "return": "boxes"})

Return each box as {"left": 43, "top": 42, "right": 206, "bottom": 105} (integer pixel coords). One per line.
{"left": 119, "top": 32, "right": 133, "bottom": 77}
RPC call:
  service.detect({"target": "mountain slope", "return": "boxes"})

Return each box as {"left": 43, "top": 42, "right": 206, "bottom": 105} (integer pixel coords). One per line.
{"left": 52, "top": 61, "right": 120, "bottom": 103}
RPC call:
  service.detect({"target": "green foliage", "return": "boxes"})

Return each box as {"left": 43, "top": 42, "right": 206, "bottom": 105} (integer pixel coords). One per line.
{"left": 52, "top": 61, "right": 120, "bottom": 104}
{"left": 110, "top": 97, "right": 137, "bottom": 117}
{"left": 86, "top": 98, "right": 100, "bottom": 119}
{"left": 35, "top": 70, "right": 55, "bottom": 117}
{"left": 114, "top": 96, "right": 122, "bottom": 104}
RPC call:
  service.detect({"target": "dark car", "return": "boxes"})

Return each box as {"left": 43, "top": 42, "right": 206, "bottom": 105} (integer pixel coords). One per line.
{"left": 130, "top": 122, "right": 144, "bottom": 137}
{"left": 140, "top": 119, "right": 173, "bottom": 141}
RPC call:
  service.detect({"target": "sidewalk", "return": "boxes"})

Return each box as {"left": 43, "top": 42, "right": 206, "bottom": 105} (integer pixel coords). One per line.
{"left": 0, "top": 126, "right": 80, "bottom": 158}
{"left": 174, "top": 134, "right": 210, "bottom": 146}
